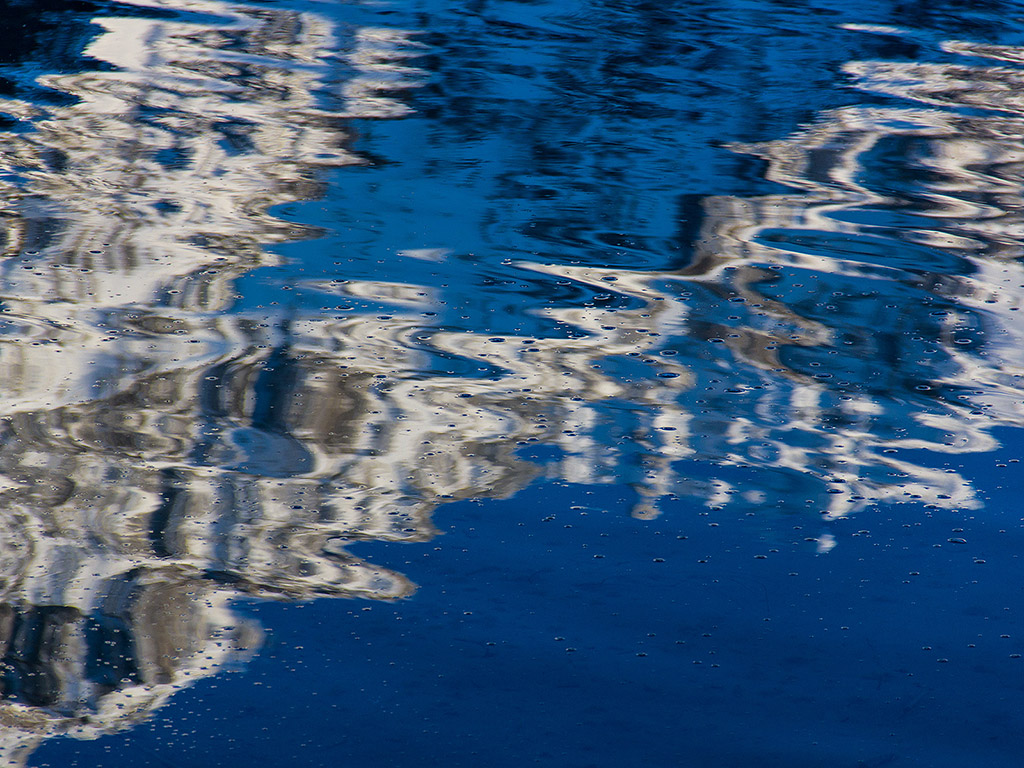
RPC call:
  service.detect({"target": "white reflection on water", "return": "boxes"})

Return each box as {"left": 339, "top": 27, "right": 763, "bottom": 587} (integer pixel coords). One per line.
{"left": 0, "top": 2, "right": 1023, "bottom": 764}
{"left": 0, "top": 0, "right": 432, "bottom": 761}
{"left": 680, "top": 33, "right": 1024, "bottom": 516}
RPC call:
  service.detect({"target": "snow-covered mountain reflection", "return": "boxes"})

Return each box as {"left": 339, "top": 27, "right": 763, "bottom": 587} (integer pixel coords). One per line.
{"left": 1, "top": 1, "right": 1024, "bottom": 764}
{"left": 670, "top": 30, "right": 1024, "bottom": 517}
{"left": 0, "top": 0, "right": 434, "bottom": 761}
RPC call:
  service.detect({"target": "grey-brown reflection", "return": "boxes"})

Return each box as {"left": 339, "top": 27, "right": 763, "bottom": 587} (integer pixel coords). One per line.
{"left": 0, "top": 0, "right": 698, "bottom": 761}
{"left": 0, "top": 0, "right": 437, "bottom": 763}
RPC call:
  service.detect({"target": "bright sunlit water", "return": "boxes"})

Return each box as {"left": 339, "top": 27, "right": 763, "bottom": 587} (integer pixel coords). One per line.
{"left": 0, "top": 0, "right": 1023, "bottom": 765}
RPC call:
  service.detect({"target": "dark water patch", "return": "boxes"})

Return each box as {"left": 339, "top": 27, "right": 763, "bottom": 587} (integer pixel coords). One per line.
{"left": 33, "top": 482, "right": 1024, "bottom": 767}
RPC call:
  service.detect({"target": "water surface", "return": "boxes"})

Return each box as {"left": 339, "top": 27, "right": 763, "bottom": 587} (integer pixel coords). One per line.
{"left": 0, "top": 0, "right": 1022, "bottom": 765}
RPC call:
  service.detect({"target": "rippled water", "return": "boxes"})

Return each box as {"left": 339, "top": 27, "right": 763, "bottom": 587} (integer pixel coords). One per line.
{"left": 1, "top": 0, "right": 1024, "bottom": 765}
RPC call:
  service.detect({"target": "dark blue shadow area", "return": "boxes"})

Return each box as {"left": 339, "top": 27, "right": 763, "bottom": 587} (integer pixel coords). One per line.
{"left": 32, "top": 479, "right": 1024, "bottom": 768}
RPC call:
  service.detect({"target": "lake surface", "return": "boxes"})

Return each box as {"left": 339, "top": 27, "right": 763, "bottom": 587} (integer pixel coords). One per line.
{"left": 0, "top": 0, "right": 1023, "bottom": 765}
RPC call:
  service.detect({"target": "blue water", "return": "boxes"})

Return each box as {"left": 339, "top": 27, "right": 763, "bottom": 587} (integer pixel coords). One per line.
{"left": 0, "top": 0, "right": 1022, "bottom": 765}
